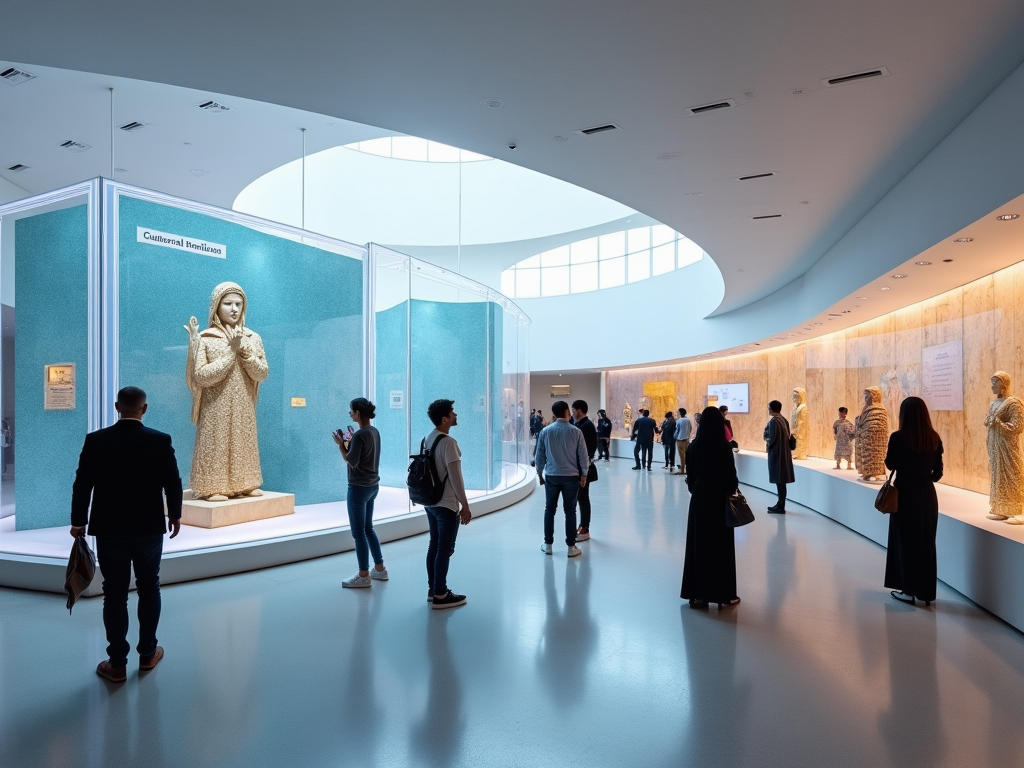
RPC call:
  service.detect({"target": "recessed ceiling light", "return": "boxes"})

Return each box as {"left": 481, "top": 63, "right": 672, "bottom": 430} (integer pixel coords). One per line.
{"left": 943, "top": 258, "right": 954, "bottom": 263}
{"left": 771, "top": 337, "right": 784, "bottom": 341}
{"left": 823, "top": 67, "right": 889, "bottom": 87}
{"left": 190, "top": 168, "right": 210, "bottom": 177}
{"left": 813, "top": 322, "right": 823, "bottom": 326}
{"left": 59, "top": 140, "right": 91, "bottom": 153}
{"left": 737, "top": 172, "right": 774, "bottom": 181}
{"left": 685, "top": 192, "right": 704, "bottom": 197}
{"left": 752, "top": 214, "right": 783, "bottom": 220}
{"left": 552, "top": 135, "right": 569, "bottom": 142}
{"left": 685, "top": 99, "right": 736, "bottom": 116}
{"left": 119, "top": 121, "right": 147, "bottom": 132}
{"left": 880, "top": 286, "right": 890, "bottom": 291}
{"left": 829, "top": 313, "right": 842, "bottom": 317}
{"left": 326, "top": 123, "right": 339, "bottom": 129}
{"left": 6, "top": 164, "right": 28, "bottom": 172}
{"left": 479, "top": 98, "right": 506, "bottom": 109}
{"left": 891, "top": 274, "right": 907, "bottom": 279}
{"left": 996, "top": 214, "right": 1019, "bottom": 221}
{"left": 114, "top": 167, "right": 128, "bottom": 173}
{"left": 657, "top": 152, "right": 681, "bottom": 161}
{"left": 0, "top": 67, "right": 36, "bottom": 86}
{"left": 842, "top": 310, "right": 852, "bottom": 313}
{"left": 856, "top": 296, "right": 868, "bottom": 300}
{"left": 197, "top": 100, "right": 230, "bottom": 114}
{"left": 953, "top": 237, "right": 973, "bottom": 243}
{"left": 575, "top": 123, "right": 620, "bottom": 137}
{"left": 915, "top": 261, "right": 932, "bottom": 266}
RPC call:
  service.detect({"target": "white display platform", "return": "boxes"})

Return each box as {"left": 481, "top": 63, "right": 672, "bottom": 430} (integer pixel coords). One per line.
{"left": 735, "top": 450, "right": 1024, "bottom": 633}
{"left": 0, "top": 466, "right": 535, "bottom": 595}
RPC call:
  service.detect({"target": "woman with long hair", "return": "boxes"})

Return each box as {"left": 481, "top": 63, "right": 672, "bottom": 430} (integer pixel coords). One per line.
{"left": 681, "top": 407, "right": 741, "bottom": 609}
{"left": 884, "top": 396, "right": 943, "bottom": 605}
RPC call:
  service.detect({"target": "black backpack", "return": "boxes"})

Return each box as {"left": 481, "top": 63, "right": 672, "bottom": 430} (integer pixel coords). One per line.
{"left": 407, "top": 434, "right": 449, "bottom": 506}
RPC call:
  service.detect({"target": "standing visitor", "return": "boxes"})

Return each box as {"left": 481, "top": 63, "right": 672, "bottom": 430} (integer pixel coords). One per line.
{"left": 536, "top": 400, "right": 589, "bottom": 557}
{"left": 422, "top": 399, "right": 473, "bottom": 609}
{"left": 631, "top": 409, "right": 657, "bottom": 471}
{"left": 764, "top": 400, "right": 794, "bottom": 513}
{"left": 833, "top": 407, "right": 855, "bottom": 469}
{"left": 70, "top": 386, "right": 183, "bottom": 682}
{"left": 596, "top": 409, "right": 612, "bottom": 461}
{"left": 572, "top": 400, "right": 598, "bottom": 542}
{"left": 680, "top": 407, "right": 741, "bottom": 609}
{"left": 335, "top": 398, "right": 387, "bottom": 588}
{"left": 720, "top": 405, "right": 735, "bottom": 447}
{"left": 660, "top": 411, "right": 677, "bottom": 470}
{"left": 674, "top": 408, "right": 693, "bottom": 475}
{"left": 884, "top": 397, "right": 943, "bottom": 606}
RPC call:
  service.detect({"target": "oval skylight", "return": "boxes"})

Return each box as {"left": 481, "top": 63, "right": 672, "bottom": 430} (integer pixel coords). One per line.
{"left": 345, "top": 137, "right": 491, "bottom": 163}
{"left": 501, "top": 226, "right": 704, "bottom": 298}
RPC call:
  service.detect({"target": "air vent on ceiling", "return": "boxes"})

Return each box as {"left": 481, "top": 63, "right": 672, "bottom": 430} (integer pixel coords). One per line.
{"left": 738, "top": 172, "right": 775, "bottom": 181}
{"left": 824, "top": 67, "right": 889, "bottom": 87}
{"left": 685, "top": 99, "right": 736, "bottom": 116}
{"left": 0, "top": 67, "right": 36, "bottom": 86}
{"left": 59, "top": 140, "right": 92, "bottom": 153}
{"left": 752, "top": 214, "right": 783, "bottom": 220}
{"left": 574, "top": 123, "right": 620, "bottom": 137}
{"left": 197, "top": 100, "right": 230, "bottom": 114}
{"left": 7, "top": 164, "right": 28, "bottom": 172}
{"left": 119, "top": 121, "right": 148, "bottom": 132}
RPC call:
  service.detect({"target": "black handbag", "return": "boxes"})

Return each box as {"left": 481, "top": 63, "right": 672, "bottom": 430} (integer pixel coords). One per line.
{"left": 788, "top": 434, "right": 797, "bottom": 451}
{"left": 875, "top": 469, "right": 898, "bottom": 514}
{"left": 725, "top": 491, "right": 755, "bottom": 527}
{"left": 65, "top": 535, "right": 96, "bottom": 612}
{"left": 587, "top": 462, "right": 599, "bottom": 483}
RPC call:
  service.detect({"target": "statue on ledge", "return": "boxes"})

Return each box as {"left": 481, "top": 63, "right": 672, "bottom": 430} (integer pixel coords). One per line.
{"left": 791, "top": 387, "right": 809, "bottom": 460}
{"left": 855, "top": 386, "right": 888, "bottom": 482}
{"left": 184, "top": 282, "right": 269, "bottom": 501}
{"left": 985, "top": 371, "right": 1024, "bottom": 524}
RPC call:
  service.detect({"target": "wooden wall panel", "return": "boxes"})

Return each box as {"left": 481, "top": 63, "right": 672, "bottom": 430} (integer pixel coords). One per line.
{"left": 605, "top": 258, "right": 1024, "bottom": 498}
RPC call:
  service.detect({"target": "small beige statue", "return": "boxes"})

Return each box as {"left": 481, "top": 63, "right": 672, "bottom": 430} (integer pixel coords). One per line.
{"left": 984, "top": 371, "right": 1024, "bottom": 523}
{"left": 791, "top": 387, "right": 809, "bottom": 460}
{"left": 855, "top": 387, "right": 888, "bottom": 481}
{"left": 623, "top": 402, "right": 632, "bottom": 433}
{"left": 184, "top": 282, "right": 269, "bottom": 501}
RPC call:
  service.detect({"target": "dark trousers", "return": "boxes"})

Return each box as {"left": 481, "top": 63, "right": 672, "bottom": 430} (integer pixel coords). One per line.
{"left": 347, "top": 483, "right": 383, "bottom": 571}
{"left": 775, "top": 482, "right": 788, "bottom": 508}
{"left": 95, "top": 534, "right": 164, "bottom": 668}
{"left": 597, "top": 438, "right": 610, "bottom": 460}
{"left": 544, "top": 475, "right": 579, "bottom": 546}
{"left": 634, "top": 441, "right": 653, "bottom": 469}
{"left": 425, "top": 505, "right": 460, "bottom": 595}
{"left": 663, "top": 438, "right": 676, "bottom": 467}
{"left": 578, "top": 479, "right": 592, "bottom": 531}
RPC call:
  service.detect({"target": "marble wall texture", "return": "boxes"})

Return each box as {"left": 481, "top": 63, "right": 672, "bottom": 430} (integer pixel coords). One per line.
{"left": 607, "top": 259, "right": 1024, "bottom": 495}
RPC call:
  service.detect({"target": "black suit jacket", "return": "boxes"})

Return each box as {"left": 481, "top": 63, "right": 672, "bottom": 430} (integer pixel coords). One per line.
{"left": 71, "top": 419, "right": 183, "bottom": 537}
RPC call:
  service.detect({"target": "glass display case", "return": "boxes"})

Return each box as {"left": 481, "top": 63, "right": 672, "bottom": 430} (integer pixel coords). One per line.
{"left": 0, "top": 180, "right": 530, "bottom": 579}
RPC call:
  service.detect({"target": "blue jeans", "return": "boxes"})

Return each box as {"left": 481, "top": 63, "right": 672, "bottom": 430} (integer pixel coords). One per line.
{"left": 95, "top": 534, "right": 164, "bottom": 668}
{"left": 347, "top": 483, "right": 383, "bottom": 571}
{"left": 544, "top": 475, "right": 579, "bottom": 547}
{"left": 425, "top": 505, "right": 460, "bottom": 595}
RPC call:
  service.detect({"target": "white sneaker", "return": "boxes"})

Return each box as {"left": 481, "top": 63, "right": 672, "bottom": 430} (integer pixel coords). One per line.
{"left": 369, "top": 567, "right": 389, "bottom": 580}
{"left": 540, "top": 542, "right": 553, "bottom": 555}
{"left": 342, "top": 573, "right": 371, "bottom": 588}
{"left": 567, "top": 545, "right": 582, "bottom": 558}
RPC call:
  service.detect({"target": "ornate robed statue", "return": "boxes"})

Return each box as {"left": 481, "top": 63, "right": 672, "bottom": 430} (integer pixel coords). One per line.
{"left": 184, "top": 282, "right": 269, "bottom": 501}
{"left": 791, "top": 387, "right": 809, "bottom": 460}
{"left": 985, "top": 371, "right": 1024, "bottom": 523}
{"left": 855, "top": 386, "right": 888, "bottom": 481}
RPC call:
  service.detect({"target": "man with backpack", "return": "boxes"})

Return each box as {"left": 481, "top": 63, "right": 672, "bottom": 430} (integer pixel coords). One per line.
{"left": 411, "top": 399, "right": 472, "bottom": 609}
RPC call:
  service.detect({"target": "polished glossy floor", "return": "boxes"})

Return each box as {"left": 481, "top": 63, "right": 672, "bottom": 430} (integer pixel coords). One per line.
{"left": 3, "top": 460, "right": 1024, "bottom": 767}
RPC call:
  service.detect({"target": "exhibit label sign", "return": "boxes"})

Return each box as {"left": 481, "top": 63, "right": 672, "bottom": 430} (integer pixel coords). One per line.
{"left": 44, "top": 363, "right": 76, "bottom": 410}
{"left": 136, "top": 227, "right": 227, "bottom": 259}
{"left": 921, "top": 340, "right": 963, "bottom": 411}
{"left": 390, "top": 390, "right": 404, "bottom": 409}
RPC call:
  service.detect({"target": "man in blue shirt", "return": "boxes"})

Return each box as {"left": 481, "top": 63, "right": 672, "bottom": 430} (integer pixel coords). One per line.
{"left": 674, "top": 408, "right": 693, "bottom": 475}
{"left": 535, "top": 400, "right": 590, "bottom": 557}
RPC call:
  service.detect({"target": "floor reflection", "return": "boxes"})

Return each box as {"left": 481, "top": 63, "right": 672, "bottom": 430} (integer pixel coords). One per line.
{"left": 410, "top": 611, "right": 465, "bottom": 767}
{"left": 536, "top": 554, "right": 598, "bottom": 706}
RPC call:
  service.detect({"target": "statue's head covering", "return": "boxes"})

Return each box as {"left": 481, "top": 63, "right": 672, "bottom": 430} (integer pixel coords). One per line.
{"left": 865, "top": 386, "right": 882, "bottom": 405}
{"left": 792, "top": 387, "right": 807, "bottom": 405}
{"left": 993, "top": 371, "right": 1012, "bottom": 395}
{"left": 208, "top": 282, "right": 247, "bottom": 331}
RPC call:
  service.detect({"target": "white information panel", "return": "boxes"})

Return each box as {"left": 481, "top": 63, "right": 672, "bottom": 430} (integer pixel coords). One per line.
{"left": 707, "top": 382, "right": 749, "bottom": 413}
{"left": 921, "top": 340, "right": 963, "bottom": 411}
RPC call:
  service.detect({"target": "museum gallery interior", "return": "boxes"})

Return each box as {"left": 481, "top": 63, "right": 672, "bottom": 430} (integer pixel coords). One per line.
{"left": 2, "top": 2, "right": 1024, "bottom": 766}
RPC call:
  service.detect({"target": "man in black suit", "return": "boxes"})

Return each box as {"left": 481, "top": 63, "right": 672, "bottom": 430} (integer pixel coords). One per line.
{"left": 70, "top": 386, "right": 183, "bottom": 683}
{"left": 631, "top": 409, "right": 658, "bottom": 471}
{"left": 571, "top": 400, "right": 598, "bottom": 541}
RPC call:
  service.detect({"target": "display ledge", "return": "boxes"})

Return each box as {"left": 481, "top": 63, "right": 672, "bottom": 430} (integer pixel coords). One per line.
{"left": 735, "top": 450, "right": 1024, "bottom": 634}
{"left": 0, "top": 468, "right": 535, "bottom": 595}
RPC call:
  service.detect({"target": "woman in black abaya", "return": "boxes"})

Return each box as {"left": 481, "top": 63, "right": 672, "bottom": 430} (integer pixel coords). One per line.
{"left": 884, "top": 396, "right": 944, "bottom": 606}
{"left": 681, "top": 407, "right": 741, "bottom": 608}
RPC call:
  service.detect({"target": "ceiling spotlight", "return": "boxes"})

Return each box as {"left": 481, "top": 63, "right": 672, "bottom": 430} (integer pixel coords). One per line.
{"left": 842, "top": 310, "right": 851, "bottom": 313}
{"left": 880, "top": 286, "right": 891, "bottom": 291}
{"left": 891, "top": 274, "right": 907, "bottom": 279}
{"left": 856, "top": 296, "right": 868, "bottom": 300}
{"left": 996, "top": 214, "right": 1019, "bottom": 221}
{"left": 813, "top": 322, "right": 823, "bottom": 326}
{"left": 552, "top": 135, "right": 569, "bottom": 142}
{"left": 915, "top": 261, "right": 932, "bottom": 266}
{"left": 953, "top": 237, "right": 973, "bottom": 243}
{"left": 943, "top": 258, "right": 954, "bottom": 263}
{"left": 479, "top": 98, "right": 507, "bottom": 109}
{"left": 190, "top": 168, "right": 210, "bottom": 177}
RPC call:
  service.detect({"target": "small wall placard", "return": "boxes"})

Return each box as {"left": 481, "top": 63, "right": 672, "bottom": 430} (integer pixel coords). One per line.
{"left": 290, "top": 397, "right": 307, "bottom": 407}
{"left": 390, "top": 390, "right": 404, "bottom": 409}
{"left": 44, "top": 363, "right": 76, "bottom": 410}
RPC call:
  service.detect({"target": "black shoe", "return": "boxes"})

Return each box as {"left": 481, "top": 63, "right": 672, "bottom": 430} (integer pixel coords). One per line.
{"left": 767, "top": 506, "right": 786, "bottom": 514}
{"left": 431, "top": 590, "right": 467, "bottom": 610}
{"left": 632, "top": 466, "right": 641, "bottom": 470}
{"left": 890, "top": 591, "right": 915, "bottom": 605}
{"left": 647, "top": 467, "right": 652, "bottom": 471}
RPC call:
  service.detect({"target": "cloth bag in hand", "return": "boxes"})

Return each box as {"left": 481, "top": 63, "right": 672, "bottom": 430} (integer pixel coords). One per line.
{"left": 65, "top": 535, "right": 96, "bottom": 612}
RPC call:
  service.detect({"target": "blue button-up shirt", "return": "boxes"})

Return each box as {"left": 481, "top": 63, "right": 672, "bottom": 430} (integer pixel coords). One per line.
{"left": 536, "top": 419, "right": 590, "bottom": 477}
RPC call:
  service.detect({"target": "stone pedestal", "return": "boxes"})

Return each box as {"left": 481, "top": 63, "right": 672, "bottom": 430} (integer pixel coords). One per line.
{"left": 181, "top": 491, "right": 295, "bottom": 529}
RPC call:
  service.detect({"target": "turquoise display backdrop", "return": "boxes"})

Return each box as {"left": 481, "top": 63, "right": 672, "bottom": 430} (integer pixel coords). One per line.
{"left": 118, "top": 196, "right": 363, "bottom": 506}
{"left": 407, "top": 299, "right": 500, "bottom": 490}
{"left": 15, "top": 205, "right": 90, "bottom": 530}
{"left": 374, "top": 303, "right": 409, "bottom": 487}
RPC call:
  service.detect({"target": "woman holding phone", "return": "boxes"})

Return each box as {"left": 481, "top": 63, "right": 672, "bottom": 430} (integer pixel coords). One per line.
{"left": 334, "top": 398, "right": 386, "bottom": 588}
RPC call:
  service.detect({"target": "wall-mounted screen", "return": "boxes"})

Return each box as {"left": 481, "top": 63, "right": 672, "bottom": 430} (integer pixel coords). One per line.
{"left": 708, "top": 383, "right": 749, "bottom": 413}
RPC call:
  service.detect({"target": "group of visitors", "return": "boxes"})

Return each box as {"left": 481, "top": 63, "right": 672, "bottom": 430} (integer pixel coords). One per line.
{"left": 682, "top": 395, "right": 943, "bottom": 611}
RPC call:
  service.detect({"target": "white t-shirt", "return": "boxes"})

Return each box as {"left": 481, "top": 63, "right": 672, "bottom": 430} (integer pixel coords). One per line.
{"left": 424, "top": 429, "right": 463, "bottom": 513}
